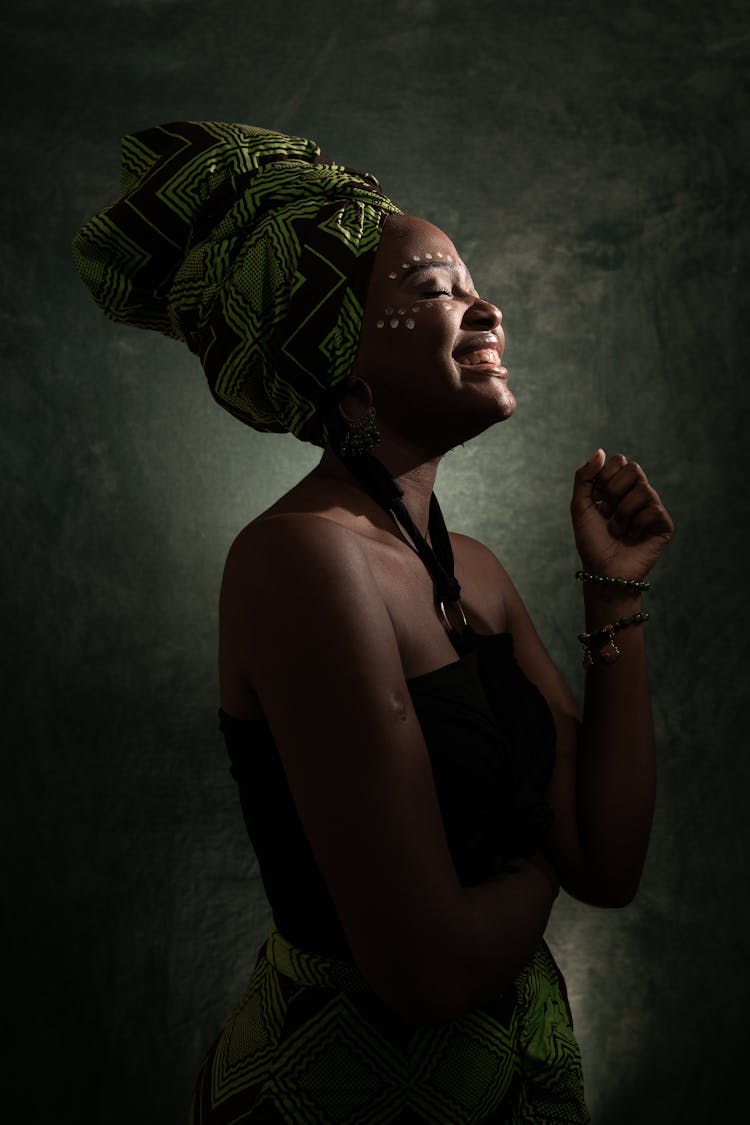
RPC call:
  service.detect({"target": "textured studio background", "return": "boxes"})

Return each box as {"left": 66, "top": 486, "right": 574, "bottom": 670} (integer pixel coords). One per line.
{"left": 3, "top": 1, "right": 749, "bottom": 1121}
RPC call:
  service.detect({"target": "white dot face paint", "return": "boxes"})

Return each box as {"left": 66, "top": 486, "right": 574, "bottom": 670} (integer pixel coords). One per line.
{"left": 390, "top": 318, "right": 399, "bottom": 328}
{"left": 405, "top": 318, "right": 415, "bottom": 329}
{"left": 412, "top": 255, "right": 420, "bottom": 261}
{"left": 411, "top": 306, "right": 419, "bottom": 313}
{"left": 425, "top": 253, "right": 432, "bottom": 259}
{"left": 397, "top": 308, "right": 405, "bottom": 315}
{"left": 376, "top": 320, "right": 385, "bottom": 328}
{"left": 402, "top": 263, "right": 410, "bottom": 269}
{"left": 387, "top": 272, "right": 397, "bottom": 279}
{"left": 385, "top": 307, "right": 393, "bottom": 315}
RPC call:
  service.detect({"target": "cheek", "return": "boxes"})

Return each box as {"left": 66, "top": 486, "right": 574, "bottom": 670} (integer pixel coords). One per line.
{"left": 374, "top": 301, "right": 457, "bottom": 332}
{"left": 375, "top": 305, "right": 418, "bottom": 331}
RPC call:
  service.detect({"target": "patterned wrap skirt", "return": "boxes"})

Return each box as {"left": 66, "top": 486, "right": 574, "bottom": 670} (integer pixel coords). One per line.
{"left": 189, "top": 926, "right": 589, "bottom": 1124}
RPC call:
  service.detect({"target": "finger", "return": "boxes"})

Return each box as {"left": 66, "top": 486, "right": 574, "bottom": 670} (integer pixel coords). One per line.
{"left": 620, "top": 500, "right": 674, "bottom": 542}
{"left": 608, "top": 481, "right": 658, "bottom": 538}
{"left": 591, "top": 453, "right": 628, "bottom": 494}
{"left": 596, "top": 459, "right": 648, "bottom": 506}
{"left": 593, "top": 450, "right": 629, "bottom": 481}
{"left": 591, "top": 455, "right": 629, "bottom": 515}
{"left": 571, "top": 448, "right": 607, "bottom": 517}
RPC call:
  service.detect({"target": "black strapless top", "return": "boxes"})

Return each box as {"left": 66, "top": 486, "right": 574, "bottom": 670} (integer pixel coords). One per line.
{"left": 221, "top": 630, "right": 556, "bottom": 961}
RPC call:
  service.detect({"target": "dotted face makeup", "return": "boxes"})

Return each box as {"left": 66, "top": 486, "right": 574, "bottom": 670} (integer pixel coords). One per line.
{"left": 376, "top": 250, "right": 463, "bottom": 329}
{"left": 386, "top": 252, "right": 456, "bottom": 279}
{"left": 376, "top": 297, "right": 424, "bottom": 329}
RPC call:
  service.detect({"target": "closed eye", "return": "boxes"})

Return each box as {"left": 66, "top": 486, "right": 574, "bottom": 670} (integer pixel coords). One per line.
{"left": 424, "top": 289, "right": 452, "bottom": 298}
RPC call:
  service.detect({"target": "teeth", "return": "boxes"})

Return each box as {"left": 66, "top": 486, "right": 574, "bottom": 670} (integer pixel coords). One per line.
{"left": 457, "top": 348, "right": 499, "bottom": 366}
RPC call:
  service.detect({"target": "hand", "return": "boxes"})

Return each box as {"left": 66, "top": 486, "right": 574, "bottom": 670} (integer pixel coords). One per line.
{"left": 571, "top": 449, "right": 674, "bottom": 578}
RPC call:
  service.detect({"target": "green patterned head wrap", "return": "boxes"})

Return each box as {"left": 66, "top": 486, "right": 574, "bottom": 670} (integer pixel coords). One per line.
{"left": 72, "top": 121, "right": 402, "bottom": 445}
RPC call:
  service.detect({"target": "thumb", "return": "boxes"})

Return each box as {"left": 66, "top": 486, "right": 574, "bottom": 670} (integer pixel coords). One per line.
{"left": 571, "top": 448, "right": 606, "bottom": 515}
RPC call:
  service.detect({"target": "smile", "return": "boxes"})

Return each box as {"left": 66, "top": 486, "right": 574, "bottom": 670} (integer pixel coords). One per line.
{"left": 455, "top": 347, "right": 502, "bottom": 367}
{"left": 452, "top": 331, "right": 506, "bottom": 372}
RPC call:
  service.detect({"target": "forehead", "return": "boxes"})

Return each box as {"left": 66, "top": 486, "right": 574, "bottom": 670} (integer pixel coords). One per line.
{"left": 378, "top": 213, "right": 460, "bottom": 263}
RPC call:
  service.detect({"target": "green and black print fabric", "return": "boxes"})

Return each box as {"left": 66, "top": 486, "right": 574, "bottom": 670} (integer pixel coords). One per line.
{"left": 72, "top": 121, "right": 401, "bottom": 444}
{"left": 189, "top": 925, "right": 590, "bottom": 1123}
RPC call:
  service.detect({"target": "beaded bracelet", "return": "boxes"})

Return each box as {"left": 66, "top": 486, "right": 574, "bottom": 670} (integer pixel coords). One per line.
{"left": 578, "top": 611, "right": 650, "bottom": 669}
{"left": 575, "top": 569, "right": 651, "bottom": 592}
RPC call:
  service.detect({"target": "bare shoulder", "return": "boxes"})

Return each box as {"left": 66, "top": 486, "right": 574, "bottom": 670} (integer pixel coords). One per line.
{"left": 217, "top": 513, "right": 393, "bottom": 693}
{"left": 449, "top": 531, "right": 514, "bottom": 586}
{"left": 449, "top": 529, "right": 574, "bottom": 687}
{"left": 228, "top": 509, "right": 366, "bottom": 568}
{"left": 223, "top": 510, "right": 380, "bottom": 609}
{"left": 448, "top": 531, "right": 517, "bottom": 634}
{"left": 221, "top": 510, "right": 383, "bottom": 659}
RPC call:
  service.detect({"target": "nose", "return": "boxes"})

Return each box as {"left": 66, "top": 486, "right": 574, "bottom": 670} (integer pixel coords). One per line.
{"left": 463, "top": 295, "right": 503, "bottom": 328}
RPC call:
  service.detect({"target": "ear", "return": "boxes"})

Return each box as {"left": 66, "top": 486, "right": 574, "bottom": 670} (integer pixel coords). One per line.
{"left": 339, "top": 376, "right": 374, "bottom": 416}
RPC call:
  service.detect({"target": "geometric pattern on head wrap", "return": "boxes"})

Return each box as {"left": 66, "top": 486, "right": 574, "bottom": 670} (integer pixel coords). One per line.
{"left": 72, "top": 121, "right": 401, "bottom": 444}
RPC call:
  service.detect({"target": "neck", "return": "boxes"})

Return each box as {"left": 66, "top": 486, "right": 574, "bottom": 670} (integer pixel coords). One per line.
{"left": 315, "top": 439, "right": 442, "bottom": 538}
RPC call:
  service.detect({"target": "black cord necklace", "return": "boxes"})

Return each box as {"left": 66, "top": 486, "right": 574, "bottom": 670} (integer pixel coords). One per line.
{"left": 335, "top": 450, "right": 475, "bottom": 655}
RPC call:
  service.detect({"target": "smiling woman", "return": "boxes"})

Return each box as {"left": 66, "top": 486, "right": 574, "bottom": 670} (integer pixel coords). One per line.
{"left": 349, "top": 214, "right": 516, "bottom": 458}
{"left": 72, "top": 120, "right": 673, "bottom": 1123}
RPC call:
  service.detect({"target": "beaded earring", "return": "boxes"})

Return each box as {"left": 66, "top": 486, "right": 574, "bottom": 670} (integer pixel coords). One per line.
{"left": 338, "top": 378, "right": 381, "bottom": 456}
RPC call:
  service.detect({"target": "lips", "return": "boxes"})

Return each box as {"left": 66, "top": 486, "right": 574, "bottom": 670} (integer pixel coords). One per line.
{"left": 457, "top": 347, "right": 501, "bottom": 366}
{"left": 453, "top": 332, "right": 504, "bottom": 368}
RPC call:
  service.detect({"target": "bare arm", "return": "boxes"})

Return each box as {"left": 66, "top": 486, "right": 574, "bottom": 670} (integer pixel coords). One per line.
{"left": 477, "top": 450, "right": 673, "bottom": 907}
{"left": 501, "top": 575, "right": 655, "bottom": 907}
{"left": 222, "top": 513, "right": 558, "bottom": 1023}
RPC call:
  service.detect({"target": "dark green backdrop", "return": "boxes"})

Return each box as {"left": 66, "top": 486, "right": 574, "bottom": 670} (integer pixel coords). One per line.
{"left": 4, "top": 1, "right": 749, "bottom": 1121}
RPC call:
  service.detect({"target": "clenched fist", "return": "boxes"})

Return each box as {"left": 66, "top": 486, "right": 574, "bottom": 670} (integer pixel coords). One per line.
{"left": 571, "top": 449, "right": 674, "bottom": 579}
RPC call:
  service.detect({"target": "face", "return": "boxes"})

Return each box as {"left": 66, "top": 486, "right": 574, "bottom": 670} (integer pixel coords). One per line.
{"left": 351, "top": 213, "right": 515, "bottom": 453}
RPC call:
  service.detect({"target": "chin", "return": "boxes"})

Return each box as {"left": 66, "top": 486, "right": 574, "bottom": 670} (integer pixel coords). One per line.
{"left": 472, "top": 385, "right": 517, "bottom": 428}
{"left": 444, "top": 397, "right": 517, "bottom": 450}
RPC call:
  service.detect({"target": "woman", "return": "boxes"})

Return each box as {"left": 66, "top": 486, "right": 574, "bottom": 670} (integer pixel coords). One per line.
{"left": 74, "top": 121, "right": 673, "bottom": 1123}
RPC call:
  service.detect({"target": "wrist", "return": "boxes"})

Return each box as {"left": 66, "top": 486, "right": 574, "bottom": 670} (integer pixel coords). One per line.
{"left": 577, "top": 567, "right": 645, "bottom": 619}
{"left": 582, "top": 584, "right": 643, "bottom": 619}
{"left": 573, "top": 568, "right": 651, "bottom": 670}
{"left": 575, "top": 567, "right": 650, "bottom": 593}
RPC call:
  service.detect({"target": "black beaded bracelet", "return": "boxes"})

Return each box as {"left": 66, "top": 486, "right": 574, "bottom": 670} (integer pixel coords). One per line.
{"left": 576, "top": 569, "right": 651, "bottom": 593}
{"left": 578, "top": 611, "right": 650, "bottom": 669}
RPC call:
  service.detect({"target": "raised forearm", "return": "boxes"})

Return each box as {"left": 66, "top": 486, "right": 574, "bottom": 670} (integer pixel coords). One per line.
{"left": 574, "top": 585, "right": 656, "bottom": 903}
{"left": 563, "top": 448, "right": 672, "bottom": 904}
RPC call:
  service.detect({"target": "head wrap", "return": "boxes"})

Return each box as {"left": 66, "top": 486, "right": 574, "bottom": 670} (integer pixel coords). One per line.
{"left": 72, "top": 121, "right": 401, "bottom": 444}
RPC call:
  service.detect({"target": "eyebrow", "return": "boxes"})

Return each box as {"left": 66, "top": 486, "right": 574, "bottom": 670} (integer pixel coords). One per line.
{"left": 400, "top": 261, "right": 460, "bottom": 282}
